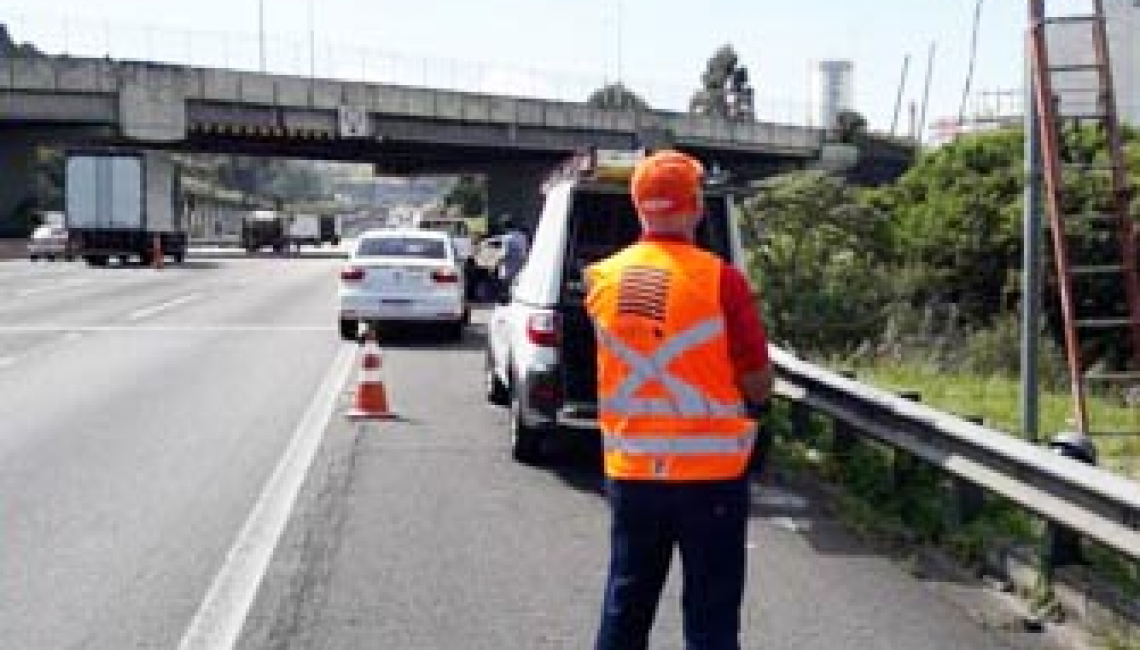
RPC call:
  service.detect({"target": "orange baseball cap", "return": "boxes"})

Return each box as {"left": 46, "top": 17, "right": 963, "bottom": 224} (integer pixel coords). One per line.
{"left": 630, "top": 150, "right": 704, "bottom": 220}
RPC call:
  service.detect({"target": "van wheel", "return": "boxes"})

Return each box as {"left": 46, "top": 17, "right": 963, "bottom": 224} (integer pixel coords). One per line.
{"left": 339, "top": 318, "right": 359, "bottom": 342}
{"left": 484, "top": 351, "right": 509, "bottom": 406}
{"left": 509, "top": 385, "right": 546, "bottom": 464}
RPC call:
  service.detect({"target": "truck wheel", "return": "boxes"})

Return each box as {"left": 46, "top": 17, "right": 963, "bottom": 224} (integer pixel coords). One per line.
{"left": 339, "top": 318, "right": 359, "bottom": 342}
{"left": 509, "top": 381, "right": 546, "bottom": 464}
{"left": 85, "top": 255, "right": 109, "bottom": 267}
{"left": 484, "top": 350, "right": 509, "bottom": 406}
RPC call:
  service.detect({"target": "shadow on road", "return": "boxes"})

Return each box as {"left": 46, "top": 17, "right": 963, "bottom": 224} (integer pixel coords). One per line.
{"left": 361, "top": 320, "right": 489, "bottom": 354}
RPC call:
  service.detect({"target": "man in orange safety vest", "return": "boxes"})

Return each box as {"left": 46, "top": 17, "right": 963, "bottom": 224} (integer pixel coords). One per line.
{"left": 587, "top": 150, "right": 774, "bottom": 650}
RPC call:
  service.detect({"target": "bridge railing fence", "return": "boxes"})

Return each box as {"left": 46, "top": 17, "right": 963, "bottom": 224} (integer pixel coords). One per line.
{"left": 4, "top": 12, "right": 813, "bottom": 125}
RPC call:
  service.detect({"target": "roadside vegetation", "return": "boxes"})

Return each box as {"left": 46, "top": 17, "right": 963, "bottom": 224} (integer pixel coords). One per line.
{"left": 742, "top": 125, "right": 1140, "bottom": 639}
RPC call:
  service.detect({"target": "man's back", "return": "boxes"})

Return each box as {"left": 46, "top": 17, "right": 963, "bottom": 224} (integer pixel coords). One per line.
{"left": 499, "top": 228, "right": 528, "bottom": 279}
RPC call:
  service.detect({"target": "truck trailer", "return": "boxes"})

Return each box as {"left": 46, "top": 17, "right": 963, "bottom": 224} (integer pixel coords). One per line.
{"left": 65, "top": 151, "right": 188, "bottom": 267}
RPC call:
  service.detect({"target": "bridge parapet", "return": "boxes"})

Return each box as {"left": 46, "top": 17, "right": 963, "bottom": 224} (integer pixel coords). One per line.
{"left": 0, "top": 56, "right": 822, "bottom": 156}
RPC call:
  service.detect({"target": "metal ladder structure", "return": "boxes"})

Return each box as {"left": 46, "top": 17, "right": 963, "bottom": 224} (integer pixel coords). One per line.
{"left": 1028, "top": 0, "right": 1140, "bottom": 439}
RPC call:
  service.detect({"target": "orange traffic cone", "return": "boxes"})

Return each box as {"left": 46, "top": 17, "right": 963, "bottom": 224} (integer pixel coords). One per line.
{"left": 152, "top": 234, "right": 164, "bottom": 270}
{"left": 347, "top": 328, "right": 395, "bottom": 420}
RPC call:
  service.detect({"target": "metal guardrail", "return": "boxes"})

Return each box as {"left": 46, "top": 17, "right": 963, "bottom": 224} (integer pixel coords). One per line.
{"left": 770, "top": 347, "right": 1140, "bottom": 562}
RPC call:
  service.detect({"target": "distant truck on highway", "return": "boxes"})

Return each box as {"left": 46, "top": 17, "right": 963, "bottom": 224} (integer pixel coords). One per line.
{"left": 65, "top": 151, "right": 188, "bottom": 267}
{"left": 241, "top": 210, "right": 290, "bottom": 253}
{"left": 287, "top": 214, "right": 340, "bottom": 248}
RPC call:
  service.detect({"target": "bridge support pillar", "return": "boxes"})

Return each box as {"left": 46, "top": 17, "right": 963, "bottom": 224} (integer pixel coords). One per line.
{"left": 484, "top": 160, "right": 556, "bottom": 234}
{"left": 0, "top": 135, "right": 40, "bottom": 238}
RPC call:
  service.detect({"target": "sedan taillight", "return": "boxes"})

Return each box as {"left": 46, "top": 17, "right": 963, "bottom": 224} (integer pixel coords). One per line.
{"left": 431, "top": 268, "right": 459, "bottom": 283}
{"left": 526, "top": 312, "right": 560, "bottom": 347}
{"left": 340, "top": 267, "right": 365, "bottom": 282}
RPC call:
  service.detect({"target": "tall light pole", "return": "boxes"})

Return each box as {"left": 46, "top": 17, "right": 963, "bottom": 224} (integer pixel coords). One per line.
{"left": 308, "top": 0, "right": 315, "bottom": 79}
{"left": 616, "top": 0, "right": 623, "bottom": 83}
{"left": 258, "top": 0, "right": 266, "bottom": 72}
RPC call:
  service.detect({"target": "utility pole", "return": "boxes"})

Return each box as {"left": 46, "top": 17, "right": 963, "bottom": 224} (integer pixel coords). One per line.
{"left": 615, "top": 0, "right": 624, "bottom": 84}
{"left": 258, "top": 0, "right": 266, "bottom": 73}
{"left": 1021, "top": 20, "right": 1043, "bottom": 443}
{"left": 308, "top": 0, "right": 316, "bottom": 79}
{"left": 890, "top": 54, "right": 911, "bottom": 136}
{"left": 917, "top": 42, "right": 936, "bottom": 145}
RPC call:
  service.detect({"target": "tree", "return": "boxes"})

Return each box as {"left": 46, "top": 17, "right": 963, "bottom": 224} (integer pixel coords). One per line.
{"left": 586, "top": 83, "right": 649, "bottom": 111}
{"left": 444, "top": 175, "right": 485, "bottom": 218}
{"left": 0, "top": 24, "right": 43, "bottom": 57}
{"left": 741, "top": 171, "right": 895, "bottom": 355}
{"left": 833, "top": 109, "right": 868, "bottom": 144}
{"left": 689, "top": 44, "right": 754, "bottom": 120}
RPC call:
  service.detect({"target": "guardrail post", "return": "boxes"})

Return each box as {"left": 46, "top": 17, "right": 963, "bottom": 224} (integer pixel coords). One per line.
{"left": 892, "top": 391, "right": 922, "bottom": 491}
{"left": 950, "top": 416, "right": 988, "bottom": 526}
{"left": 791, "top": 400, "right": 811, "bottom": 440}
{"left": 1045, "top": 431, "right": 1098, "bottom": 572}
{"left": 831, "top": 371, "right": 858, "bottom": 458}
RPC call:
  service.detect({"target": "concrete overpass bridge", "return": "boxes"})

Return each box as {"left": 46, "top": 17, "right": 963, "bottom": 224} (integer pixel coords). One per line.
{"left": 0, "top": 55, "right": 905, "bottom": 229}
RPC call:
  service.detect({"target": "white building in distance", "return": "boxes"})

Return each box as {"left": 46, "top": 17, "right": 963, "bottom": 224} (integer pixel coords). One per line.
{"left": 813, "top": 59, "right": 855, "bottom": 130}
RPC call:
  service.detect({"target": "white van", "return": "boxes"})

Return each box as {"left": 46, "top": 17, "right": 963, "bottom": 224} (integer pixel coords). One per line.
{"left": 484, "top": 150, "right": 750, "bottom": 462}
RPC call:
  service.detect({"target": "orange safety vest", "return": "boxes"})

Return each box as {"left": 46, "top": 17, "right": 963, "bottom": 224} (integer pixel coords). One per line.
{"left": 585, "top": 241, "right": 756, "bottom": 481}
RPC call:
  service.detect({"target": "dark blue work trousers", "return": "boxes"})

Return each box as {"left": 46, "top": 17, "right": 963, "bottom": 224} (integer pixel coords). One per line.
{"left": 595, "top": 475, "right": 750, "bottom": 650}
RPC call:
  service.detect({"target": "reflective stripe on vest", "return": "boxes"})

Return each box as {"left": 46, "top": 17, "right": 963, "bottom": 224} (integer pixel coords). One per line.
{"left": 595, "top": 318, "right": 748, "bottom": 419}
{"left": 602, "top": 431, "right": 756, "bottom": 455}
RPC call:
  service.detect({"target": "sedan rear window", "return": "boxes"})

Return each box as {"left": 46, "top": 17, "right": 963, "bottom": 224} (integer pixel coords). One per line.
{"left": 357, "top": 237, "right": 447, "bottom": 259}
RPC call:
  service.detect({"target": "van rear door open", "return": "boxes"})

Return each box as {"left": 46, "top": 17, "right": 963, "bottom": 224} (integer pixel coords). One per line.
{"left": 558, "top": 186, "right": 735, "bottom": 405}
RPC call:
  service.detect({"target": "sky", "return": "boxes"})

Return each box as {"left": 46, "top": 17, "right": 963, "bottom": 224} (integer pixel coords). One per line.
{"left": 3, "top": 0, "right": 1097, "bottom": 137}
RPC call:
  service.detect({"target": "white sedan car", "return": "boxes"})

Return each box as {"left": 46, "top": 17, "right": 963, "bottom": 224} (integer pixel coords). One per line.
{"left": 338, "top": 229, "right": 469, "bottom": 341}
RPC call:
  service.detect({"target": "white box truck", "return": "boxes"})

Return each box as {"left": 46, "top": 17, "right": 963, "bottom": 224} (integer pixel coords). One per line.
{"left": 65, "top": 151, "right": 188, "bottom": 266}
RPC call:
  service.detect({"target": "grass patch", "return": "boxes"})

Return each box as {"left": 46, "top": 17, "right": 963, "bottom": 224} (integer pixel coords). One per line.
{"left": 848, "top": 364, "right": 1140, "bottom": 480}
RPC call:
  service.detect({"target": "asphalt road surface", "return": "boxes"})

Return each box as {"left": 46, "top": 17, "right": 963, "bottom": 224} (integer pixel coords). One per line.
{"left": 0, "top": 253, "right": 1072, "bottom": 649}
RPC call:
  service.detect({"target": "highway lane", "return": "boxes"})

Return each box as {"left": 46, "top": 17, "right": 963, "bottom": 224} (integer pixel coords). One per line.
{"left": 0, "top": 255, "right": 346, "bottom": 649}
{"left": 0, "top": 255, "right": 1071, "bottom": 649}
{"left": 242, "top": 310, "right": 1069, "bottom": 650}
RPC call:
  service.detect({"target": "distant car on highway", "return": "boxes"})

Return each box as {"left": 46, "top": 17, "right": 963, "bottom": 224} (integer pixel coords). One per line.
{"left": 338, "top": 229, "right": 469, "bottom": 341}
{"left": 27, "top": 224, "right": 71, "bottom": 261}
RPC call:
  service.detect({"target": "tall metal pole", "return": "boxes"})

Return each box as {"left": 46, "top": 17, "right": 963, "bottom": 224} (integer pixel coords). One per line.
{"left": 1021, "top": 29, "right": 1043, "bottom": 444}
{"left": 890, "top": 54, "right": 911, "bottom": 136}
{"left": 308, "top": 0, "right": 315, "bottom": 79}
{"left": 917, "top": 42, "right": 936, "bottom": 145}
{"left": 258, "top": 0, "right": 266, "bottom": 72}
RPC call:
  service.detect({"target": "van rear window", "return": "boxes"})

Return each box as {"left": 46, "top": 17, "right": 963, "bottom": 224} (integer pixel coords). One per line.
{"left": 563, "top": 189, "right": 732, "bottom": 298}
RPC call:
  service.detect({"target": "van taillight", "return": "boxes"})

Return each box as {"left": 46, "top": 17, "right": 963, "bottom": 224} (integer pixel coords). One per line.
{"left": 431, "top": 269, "right": 459, "bottom": 283}
{"left": 526, "top": 313, "right": 560, "bottom": 347}
{"left": 340, "top": 267, "right": 365, "bottom": 282}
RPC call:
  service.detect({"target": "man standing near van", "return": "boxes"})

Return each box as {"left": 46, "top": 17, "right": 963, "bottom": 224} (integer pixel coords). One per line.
{"left": 496, "top": 215, "right": 529, "bottom": 300}
{"left": 586, "top": 150, "right": 773, "bottom": 650}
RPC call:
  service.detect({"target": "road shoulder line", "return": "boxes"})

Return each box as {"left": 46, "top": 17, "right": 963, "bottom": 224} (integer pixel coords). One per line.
{"left": 177, "top": 344, "right": 356, "bottom": 650}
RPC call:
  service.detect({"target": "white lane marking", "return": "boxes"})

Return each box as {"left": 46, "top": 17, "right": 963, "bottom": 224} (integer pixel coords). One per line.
{"left": 0, "top": 356, "right": 15, "bottom": 369}
{"left": 14, "top": 278, "right": 93, "bottom": 298}
{"left": 0, "top": 325, "right": 332, "bottom": 333}
{"left": 61, "top": 332, "right": 84, "bottom": 342}
{"left": 127, "top": 294, "right": 203, "bottom": 321}
{"left": 177, "top": 345, "right": 356, "bottom": 650}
